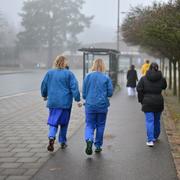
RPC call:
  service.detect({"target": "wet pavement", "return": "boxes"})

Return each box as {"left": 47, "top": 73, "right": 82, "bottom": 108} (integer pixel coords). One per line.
{"left": 0, "top": 90, "right": 84, "bottom": 180}
{"left": 31, "top": 86, "right": 178, "bottom": 180}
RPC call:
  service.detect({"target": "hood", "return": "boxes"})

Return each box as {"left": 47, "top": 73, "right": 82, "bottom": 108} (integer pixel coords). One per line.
{"left": 146, "top": 70, "right": 162, "bottom": 82}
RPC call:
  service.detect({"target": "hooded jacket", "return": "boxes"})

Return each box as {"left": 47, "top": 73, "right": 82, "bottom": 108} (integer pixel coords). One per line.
{"left": 137, "top": 70, "right": 167, "bottom": 112}
{"left": 126, "top": 69, "right": 138, "bottom": 88}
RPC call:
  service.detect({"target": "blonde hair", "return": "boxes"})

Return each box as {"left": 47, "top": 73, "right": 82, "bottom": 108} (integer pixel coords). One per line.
{"left": 53, "top": 55, "right": 68, "bottom": 69}
{"left": 91, "top": 58, "right": 106, "bottom": 72}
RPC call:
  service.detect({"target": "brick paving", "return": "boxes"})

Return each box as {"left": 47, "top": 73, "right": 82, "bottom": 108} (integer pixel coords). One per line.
{"left": 0, "top": 91, "right": 84, "bottom": 180}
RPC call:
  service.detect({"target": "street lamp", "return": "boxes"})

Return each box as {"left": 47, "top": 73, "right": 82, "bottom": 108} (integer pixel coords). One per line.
{"left": 117, "top": 0, "right": 120, "bottom": 51}
{"left": 117, "top": 11, "right": 130, "bottom": 51}
{"left": 47, "top": 11, "right": 54, "bottom": 68}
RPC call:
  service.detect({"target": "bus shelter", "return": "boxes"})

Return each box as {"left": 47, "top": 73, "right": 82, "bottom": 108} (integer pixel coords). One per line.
{"left": 78, "top": 48, "right": 120, "bottom": 87}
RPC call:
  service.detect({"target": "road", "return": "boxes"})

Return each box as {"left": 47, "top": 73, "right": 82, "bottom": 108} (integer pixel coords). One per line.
{"left": 0, "top": 69, "right": 83, "bottom": 97}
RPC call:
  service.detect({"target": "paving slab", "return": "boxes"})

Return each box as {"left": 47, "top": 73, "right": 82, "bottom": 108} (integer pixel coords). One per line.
{"left": 0, "top": 90, "right": 84, "bottom": 179}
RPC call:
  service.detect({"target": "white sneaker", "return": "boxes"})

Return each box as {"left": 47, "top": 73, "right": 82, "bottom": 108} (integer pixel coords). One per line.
{"left": 146, "top": 141, "right": 154, "bottom": 147}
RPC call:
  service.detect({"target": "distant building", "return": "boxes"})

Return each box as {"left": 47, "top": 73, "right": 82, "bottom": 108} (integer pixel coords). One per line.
{"left": 81, "top": 40, "right": 157, "bottom": 72}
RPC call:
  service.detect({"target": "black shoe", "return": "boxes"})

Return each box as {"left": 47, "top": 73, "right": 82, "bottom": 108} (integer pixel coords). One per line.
{"left": 95, "top": 147, "right": 102, "bottom": 153}
{"left": 61, "top": 143, "right": 67, "bottom": 149}
{"left": 85, "top": 140, "right": 93, "bottom": 155}
{"left": 47, "top": 138, "right": 55, "bottom": 152}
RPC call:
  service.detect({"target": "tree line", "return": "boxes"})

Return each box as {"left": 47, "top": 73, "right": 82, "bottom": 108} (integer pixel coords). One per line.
{"left": 0, "top": 11, "right": 17, "bottom": 65}
{"left": 0, "top": 0, "right": 92, "bottom": 67}
{"left": 122, "top": 0, "right": 180, "bottom": 101}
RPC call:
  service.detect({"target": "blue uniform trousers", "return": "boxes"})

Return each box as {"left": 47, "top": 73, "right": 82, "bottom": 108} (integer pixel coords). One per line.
{"left": 48, "top": 125, "right": 69, "bottom": 144}
{"left": 85, "top": 112, "right": 107, "bottom": 148}
{"left": 48, "top": 108, "right": 71, "bottom": 144}
{"left": 145, "top": 112, "right": 161, "bottom": 142}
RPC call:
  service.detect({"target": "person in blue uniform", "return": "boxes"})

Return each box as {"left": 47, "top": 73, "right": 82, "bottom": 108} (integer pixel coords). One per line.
{"left": 41, "top": 55, "right": 81, "bottom": 152}
{"left": 83, "top": 58, "right": 113, "bottom": 155}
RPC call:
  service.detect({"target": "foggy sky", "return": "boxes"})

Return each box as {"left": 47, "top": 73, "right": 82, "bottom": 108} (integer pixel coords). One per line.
{"left": 1, "top": 0, "right": 168, "bottom": 43}
{"left": 83, "top": 0, "right": 168, "bottom": 29}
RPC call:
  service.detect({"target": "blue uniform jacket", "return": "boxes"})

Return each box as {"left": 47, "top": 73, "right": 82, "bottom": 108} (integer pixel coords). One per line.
{"left": 83, "top": 71, "right": 113, "bottom": 113}
{"left": 41, "top": 69, "right": 80, "bottom": 109}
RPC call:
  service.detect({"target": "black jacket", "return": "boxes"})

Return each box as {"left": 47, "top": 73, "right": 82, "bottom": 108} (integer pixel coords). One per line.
{"left": 126, "top": 69, "right": 138, "bottom": 88}
{"left": 137, "top": 70, "right": 167, "bottom": 112}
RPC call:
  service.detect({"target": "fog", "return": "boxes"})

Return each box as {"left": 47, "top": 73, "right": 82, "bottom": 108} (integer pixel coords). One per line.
{"left": 0, "top": 0, "right": 168, "bottom": 69}
{"left": 1, "top": 0, "right": 168, "bottom": 42}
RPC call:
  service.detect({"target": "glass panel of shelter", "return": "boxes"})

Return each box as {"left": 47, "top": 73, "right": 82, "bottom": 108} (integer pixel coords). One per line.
{"left": 79, "top": 48, "right": 119, "bottom": 88}
{"left": 84, "top": 53, "right": 110, "bottom": 75}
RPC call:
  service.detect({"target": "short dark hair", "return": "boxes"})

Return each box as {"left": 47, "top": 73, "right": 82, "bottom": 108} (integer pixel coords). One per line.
{"left": 130, "top": 64, "right": 135, "bottom": 70}
{"left": 150, "top": 62, "right": 159, "bottom": 71}
{"left": 146, "top": 60, "right": 150, "bottom": 64}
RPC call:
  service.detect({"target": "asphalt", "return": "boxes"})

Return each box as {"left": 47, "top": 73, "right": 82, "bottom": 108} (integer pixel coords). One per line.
{"left": 31, "top": 86, "right": 178, "bottom": 180}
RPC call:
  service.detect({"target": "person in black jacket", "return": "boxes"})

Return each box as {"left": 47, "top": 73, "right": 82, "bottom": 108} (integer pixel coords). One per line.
{"left": 137, "top": 62, "right": 167, "bottom": 147}
{"left": 126, "top": 65, "right": 138, "bottom": 96}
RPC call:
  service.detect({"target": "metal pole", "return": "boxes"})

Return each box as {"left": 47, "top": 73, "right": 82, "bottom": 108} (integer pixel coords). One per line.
{"left": 83, "top": 53, "right": 86, "bottom": 79}
{"left": 47, "top": 11, "right": 54, "bottom": 68}
{"left": 48, "top": 25, "right": 53, "bottom": 68}
{"left": 117, "top": 0, "right": 120, "bottom": 51}
{"left": 116, "top": 0, "right": 120, "bottom": 85}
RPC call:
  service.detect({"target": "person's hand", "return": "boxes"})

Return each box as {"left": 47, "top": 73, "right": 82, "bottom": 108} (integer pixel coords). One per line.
{"left": 77, "top": 101, "right": 82, "bottom": 108}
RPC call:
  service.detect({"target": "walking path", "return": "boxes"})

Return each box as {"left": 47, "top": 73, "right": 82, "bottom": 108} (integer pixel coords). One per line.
{"left": 0, "top": 91, "right": 84, "bottom": 180}
{"left": 32, "top": 86, "right": 178, "bottom": 180}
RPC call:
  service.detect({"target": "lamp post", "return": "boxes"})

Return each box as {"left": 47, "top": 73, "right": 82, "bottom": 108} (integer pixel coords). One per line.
{"left": 47, "top": 11, "right": 54, "bottom": 68}
{"left": 116, "top": 0, "right": 120, "bottom": 84}
{"left": 117, "top": 0, "right": 120, "bottom": 51}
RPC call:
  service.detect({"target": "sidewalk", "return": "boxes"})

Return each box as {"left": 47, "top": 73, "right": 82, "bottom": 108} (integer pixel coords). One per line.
{"left": 0, "top": 91, "right": 84, "bottom": 180}
{"left": 31, "top": 86, "right": 178, "bottom": 180}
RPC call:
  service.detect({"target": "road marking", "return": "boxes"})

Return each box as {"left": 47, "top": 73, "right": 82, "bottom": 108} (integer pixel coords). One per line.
{"left": 0, "top": 91, "right": 37, "bottom": 100}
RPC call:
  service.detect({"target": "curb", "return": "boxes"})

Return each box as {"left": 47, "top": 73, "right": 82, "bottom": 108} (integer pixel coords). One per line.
{"left": 0, "top": 70, "right": 34, "bottom": 75}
